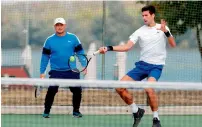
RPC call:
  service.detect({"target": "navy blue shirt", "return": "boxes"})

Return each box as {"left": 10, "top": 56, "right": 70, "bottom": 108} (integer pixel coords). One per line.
{"left": 40, "top": 32, "right": 85, "bottom": 74}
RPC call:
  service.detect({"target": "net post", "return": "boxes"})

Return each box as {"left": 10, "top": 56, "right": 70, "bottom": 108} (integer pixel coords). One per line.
{"left": 101, "top": 1, "right": 106, "bottom": 80}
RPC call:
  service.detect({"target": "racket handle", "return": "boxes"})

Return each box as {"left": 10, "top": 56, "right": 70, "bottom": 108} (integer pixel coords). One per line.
{"left": 93, "top": 50, "right": 100, "bottom": 55}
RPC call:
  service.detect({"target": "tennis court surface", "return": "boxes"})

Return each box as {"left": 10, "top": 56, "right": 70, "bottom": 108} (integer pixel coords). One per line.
{"left": 2, "top": 114, "right": 202, "bottom": 127}
{"left": 1, "top": 78, "right": 202, "bottom": 127}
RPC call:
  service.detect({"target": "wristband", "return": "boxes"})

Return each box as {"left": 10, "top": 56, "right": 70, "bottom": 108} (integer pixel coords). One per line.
{"left": 107, "top": 46, "right": 113, "bottom": 51}
{"left": 164, "top": 31, "right": 171, "bottom": 37}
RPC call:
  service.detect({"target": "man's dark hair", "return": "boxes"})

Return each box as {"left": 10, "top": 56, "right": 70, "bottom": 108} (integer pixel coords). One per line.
{"left": 142, "top": 5, "right": 156, "bottom": 15}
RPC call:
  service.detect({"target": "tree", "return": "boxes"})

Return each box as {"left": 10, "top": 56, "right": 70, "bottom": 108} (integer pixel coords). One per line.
{"left": 141, "top": 1, "right": 202, "bottom": 58}
{"left": 1, "top": 4, "right": 25, "bottom": 48}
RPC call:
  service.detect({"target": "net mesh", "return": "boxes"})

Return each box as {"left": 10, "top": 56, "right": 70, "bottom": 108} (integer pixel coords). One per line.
{"left": 1, "top": 1, "right": 202, "bottom": 81}
{"left": 1, "top": 1, "right": 202, "bottom": 127}
{"left": 1, "top": 78, "right": 202, "bottom": 127}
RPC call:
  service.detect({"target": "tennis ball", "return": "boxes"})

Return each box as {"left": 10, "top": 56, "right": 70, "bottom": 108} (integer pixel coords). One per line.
{"left": 70, "top": 56, "right": 75, "bottom": 62}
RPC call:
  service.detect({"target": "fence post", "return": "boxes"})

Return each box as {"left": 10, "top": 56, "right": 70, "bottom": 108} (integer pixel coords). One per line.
{"left": 85, "top": 42, "right": 97, "bottom": 80}
{"left": 116, "top": 42, "right": 126, "bottom": 80}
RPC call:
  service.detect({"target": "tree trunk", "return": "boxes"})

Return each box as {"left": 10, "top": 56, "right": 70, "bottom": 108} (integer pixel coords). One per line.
{"left": 196, "top": 25, "right": 202, "bottom": 82}
{"left": 196, "top": 25, "right": 202, "bottom": 59}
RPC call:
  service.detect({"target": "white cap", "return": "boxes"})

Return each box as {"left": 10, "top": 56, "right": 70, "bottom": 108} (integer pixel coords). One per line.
{"left": 54, "top": 18, "right": 66, "bottom": 25}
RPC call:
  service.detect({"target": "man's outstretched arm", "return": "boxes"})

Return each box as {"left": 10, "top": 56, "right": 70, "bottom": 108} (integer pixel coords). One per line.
{"left": 99, "top": 40, "right": 135, "bottom": 54}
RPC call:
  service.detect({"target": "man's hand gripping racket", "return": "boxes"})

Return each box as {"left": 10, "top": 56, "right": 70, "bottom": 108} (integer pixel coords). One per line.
{"left": 35, "top": 74, "right": 44, "bottom": 98}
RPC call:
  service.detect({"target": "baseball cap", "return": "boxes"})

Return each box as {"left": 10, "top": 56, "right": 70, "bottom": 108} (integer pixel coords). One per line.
{"left": 54, "top": 18, "right": 66, "bottom": 25}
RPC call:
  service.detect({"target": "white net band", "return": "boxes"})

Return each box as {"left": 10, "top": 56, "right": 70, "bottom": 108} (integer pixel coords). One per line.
{"left": 2, "top": 77, "right": 202, "bottom": 90}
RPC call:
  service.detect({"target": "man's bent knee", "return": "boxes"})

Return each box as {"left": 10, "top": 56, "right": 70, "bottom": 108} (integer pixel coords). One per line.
{"left": 145, "top": 88, "right": 156, "bottom": 96}
{"left": 116, "top": 88, "right": 127, "bottom": 94}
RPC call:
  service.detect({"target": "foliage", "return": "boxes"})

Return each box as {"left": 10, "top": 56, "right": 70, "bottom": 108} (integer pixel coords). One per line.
{"left": 1, "top": 1, "right": 201, "bottom": 51}
{"left": 143, "top": 1, "right": 202, "bottom": 56}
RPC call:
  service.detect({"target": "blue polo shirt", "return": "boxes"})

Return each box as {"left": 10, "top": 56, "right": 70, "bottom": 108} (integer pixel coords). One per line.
{"left": 40, "top": 32, "right": 85, "bottom": 74}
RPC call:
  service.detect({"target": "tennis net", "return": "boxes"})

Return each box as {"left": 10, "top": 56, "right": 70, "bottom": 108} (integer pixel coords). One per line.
{"left": 1, "top": 77, "right": 202, "bottom": 127}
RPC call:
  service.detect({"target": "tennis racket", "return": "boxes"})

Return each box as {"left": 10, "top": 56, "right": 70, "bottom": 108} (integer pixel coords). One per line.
{"left": 68, "top": 50, "right": 100, "bottom": 73}
{"left": 35, "top": 76, "right": 44, "bottom": 98}
{"left": 35, "top": 85, "right": 42, "bottom": 98}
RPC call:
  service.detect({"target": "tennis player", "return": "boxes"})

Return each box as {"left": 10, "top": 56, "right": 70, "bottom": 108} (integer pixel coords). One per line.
{"left": 98, "top": 5, "right": 176, "bottom": 127}
{"left": 40, "top": 17, "right": 86, "bottom": 118}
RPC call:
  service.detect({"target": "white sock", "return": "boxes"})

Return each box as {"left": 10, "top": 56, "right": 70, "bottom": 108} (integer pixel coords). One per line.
{"left": 153, "top": 111, "right": 160, "bottom": 120}
{"left": 130, "top": 103, "right": 139, "bottom": 113}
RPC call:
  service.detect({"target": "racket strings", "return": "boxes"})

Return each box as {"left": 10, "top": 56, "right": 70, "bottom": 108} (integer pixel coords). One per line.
{"left": 69, "top": 54, "right": 88, "bottom": 72}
